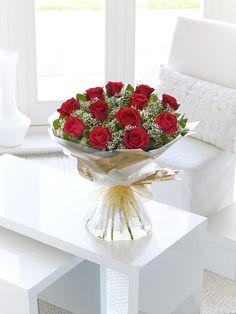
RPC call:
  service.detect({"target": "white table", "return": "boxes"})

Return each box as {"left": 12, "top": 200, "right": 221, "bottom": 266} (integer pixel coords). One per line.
{"left": 0, "top": 154, "right": 207, "bottom": 314}
{"left": 0, "top": 226, "right": 82, "bottom": 314}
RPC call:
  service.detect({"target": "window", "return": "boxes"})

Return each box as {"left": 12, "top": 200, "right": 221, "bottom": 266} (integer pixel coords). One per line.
{"left": 135, "top": 0, "right": 202, "bottom": 85}
{"left": 0, "top": 0, "right": 205, "bottom": 126}
{"left": 36, "top": 0, "right": 105, "bottom": 101}
{"left": 0, "top": 0, "right": 136, "bottom": 125}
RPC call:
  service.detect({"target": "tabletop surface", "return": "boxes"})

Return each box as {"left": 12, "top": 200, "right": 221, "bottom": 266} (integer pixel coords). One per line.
{"left": 0, "top": 154, "right": 206, "bottom": 272}
{"left": 0, "top": 226, "right": 75, "bottom": 289}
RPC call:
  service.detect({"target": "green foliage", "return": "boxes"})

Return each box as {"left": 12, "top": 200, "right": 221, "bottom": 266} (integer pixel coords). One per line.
{"left": 37, "top": 0, "right": 200, "bottom": 11}
{"left": 126, "top": 84, "right": 134, "bottom": 93}
{"left": 76, "top": 93, "right": 87, "bottom": 102}
{"left": 53, "top": 118, "right": 60, "bottom": 129}
{"left": 181, "top": 128, "right": 189, "bottom": 136}
{"left": 83, "top": 129, "right": 90, "bottom": 138}
{"left": 137, "top": 0, "right": 200, "bottom": 9}
{"left": 149, "top": 94, "right": 158, "bottom": 102}
{"left": 179, "top": 115, "right": 188, "bottom": 128}
{"left": 63, "top": 133, "right": 71, "bottom": 141}
{"left": 37, "top": 0, "right": 102, "bottom": 10}
{"left": 175, "top": 112, "right": 181, "bottom": 118}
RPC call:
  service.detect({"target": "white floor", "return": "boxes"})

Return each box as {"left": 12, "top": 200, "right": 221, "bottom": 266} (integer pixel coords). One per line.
{"left": 22, "top": 153, "right": 236, "bottom": 314}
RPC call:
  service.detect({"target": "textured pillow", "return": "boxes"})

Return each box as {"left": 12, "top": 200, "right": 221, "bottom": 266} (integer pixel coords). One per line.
{"left": 157, "top": 65, "right": 236, "bottom": 153}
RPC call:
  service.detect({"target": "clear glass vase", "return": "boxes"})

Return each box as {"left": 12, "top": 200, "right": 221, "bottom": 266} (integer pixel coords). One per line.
{"left": 85, "top": 185, "right": 152, "bottom": 241}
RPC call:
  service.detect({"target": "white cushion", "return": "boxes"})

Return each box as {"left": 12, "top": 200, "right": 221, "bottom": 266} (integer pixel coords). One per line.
{"left": 157, "top": 65, "right": 236, "bottom": 153}
{"left": 168, "top": 17, "right": 236, "bottom": 89}
{"left": 152, "top": 137, "right": 236, "bottom": 216}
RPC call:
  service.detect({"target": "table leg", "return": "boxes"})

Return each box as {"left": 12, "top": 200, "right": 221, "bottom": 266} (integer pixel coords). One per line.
{"left": 29, "top": 296, "right": 38, "bottom": 314}
{"left": 100, "top": 266, "right": 107, "bottom": 314}
{"left": 128, "top": 270, "right": 140, "bottom": 314}
{"left": 100, "top": 267, "right": 139, "bottom": 314}
{"left": 0, "top": 280, "right": 38, "bottom": 314}
{"left": 172, "top": 285, "right": 201, "bottom": 314}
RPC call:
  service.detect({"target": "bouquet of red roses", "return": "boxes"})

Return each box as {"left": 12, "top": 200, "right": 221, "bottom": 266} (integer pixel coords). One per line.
{"left": 50, "top": 82, "right": 195, "bottom": 241}
{"left": 52, "top": 82, "right": 187, "bottom": 152}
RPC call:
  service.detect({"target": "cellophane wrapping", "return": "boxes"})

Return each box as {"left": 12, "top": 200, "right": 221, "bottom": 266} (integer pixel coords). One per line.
{"left": 49, "top": 118, "right": 197, "bottom": 241}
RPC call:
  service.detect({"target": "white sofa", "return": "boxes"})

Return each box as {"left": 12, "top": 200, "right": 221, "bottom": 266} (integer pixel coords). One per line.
{"left": 152, "top": 17, "right": 236, "bottom": 279}
{"left": 153, "top": 17, "right": 236, "bottom": 216}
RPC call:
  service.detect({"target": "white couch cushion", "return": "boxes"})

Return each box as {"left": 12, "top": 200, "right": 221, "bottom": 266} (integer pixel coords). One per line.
{"left": 157, "top": 65, "right": 236, "bottom": 153}
{"left": 152, "top": 137, "right": 236, "bottom": 216}
{"left": 168, "top": 17, "right": 236, "bottom": 89}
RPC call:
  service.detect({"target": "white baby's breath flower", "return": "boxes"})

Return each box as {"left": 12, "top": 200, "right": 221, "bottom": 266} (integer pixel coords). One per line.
{"left": 124, "top": 125, "right": 136, "bottom": 131}
{"left": 80, "top": 137, "right": 88, "bottom": 146}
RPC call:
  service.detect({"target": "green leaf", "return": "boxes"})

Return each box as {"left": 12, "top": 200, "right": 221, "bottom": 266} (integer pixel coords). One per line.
{"left": 179, "top": 116, "right": 188, "bottom": 128}
{"left": 175, "top": 112, "right": 181, "bottom": 119}
{"left": 126, "top": 84, "right": 134, "bottom": 92}
{"left": 76, "top": 93, "right": 87, "bottom": 102}
{"left": 53, "top": 119, "right": 60, "bottom": 130}
{"left": 63, "top": 133, "right": 71, "bottom": 141}
{"left": 83, "top": 130, "right": 90, "bottom": 138}
{"left": 149, "top": 94, "right": 158, "bottom": 102}
{"left": 181, "top": 128, "right": 189, "bottom": 136}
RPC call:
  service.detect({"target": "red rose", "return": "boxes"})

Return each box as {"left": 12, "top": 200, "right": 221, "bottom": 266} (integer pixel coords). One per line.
{"left": 85, "top": 87, "right": 104, "bottom": 101}
{"left": 162, "top": 94, "right": 180, "bottom": 110}
{"left": 105, "top": 81, "right": 124, "bottom": 97}
{"left": 124, "top": 127, "right": 150, "bottom": 149}
{"left": 89, "top": 100, "right": 109, "bottom": 121}
{"left": 129, "top": 93, "right": 148, "bottom": 110}
{"left": 63, "top": 116, "right": 85, "bottom": 138}
{"left": 135, "top": 84, "right": 155, "bottom": 98}
{"left": 57, "top": 98, "right": 79, "bottom": 116}
{"left": 89, "top": 126, "right": 112, "bottom": 149}
{"left": 155, "top": 112, "right": 178, "bottom": 134}
{"left": 115, "top": 108, "right": 141, "bottom": 127}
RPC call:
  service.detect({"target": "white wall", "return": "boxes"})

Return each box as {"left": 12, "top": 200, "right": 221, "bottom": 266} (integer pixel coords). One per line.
{"left": 204, "top": 0, "right": 236, "bottom": 23}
